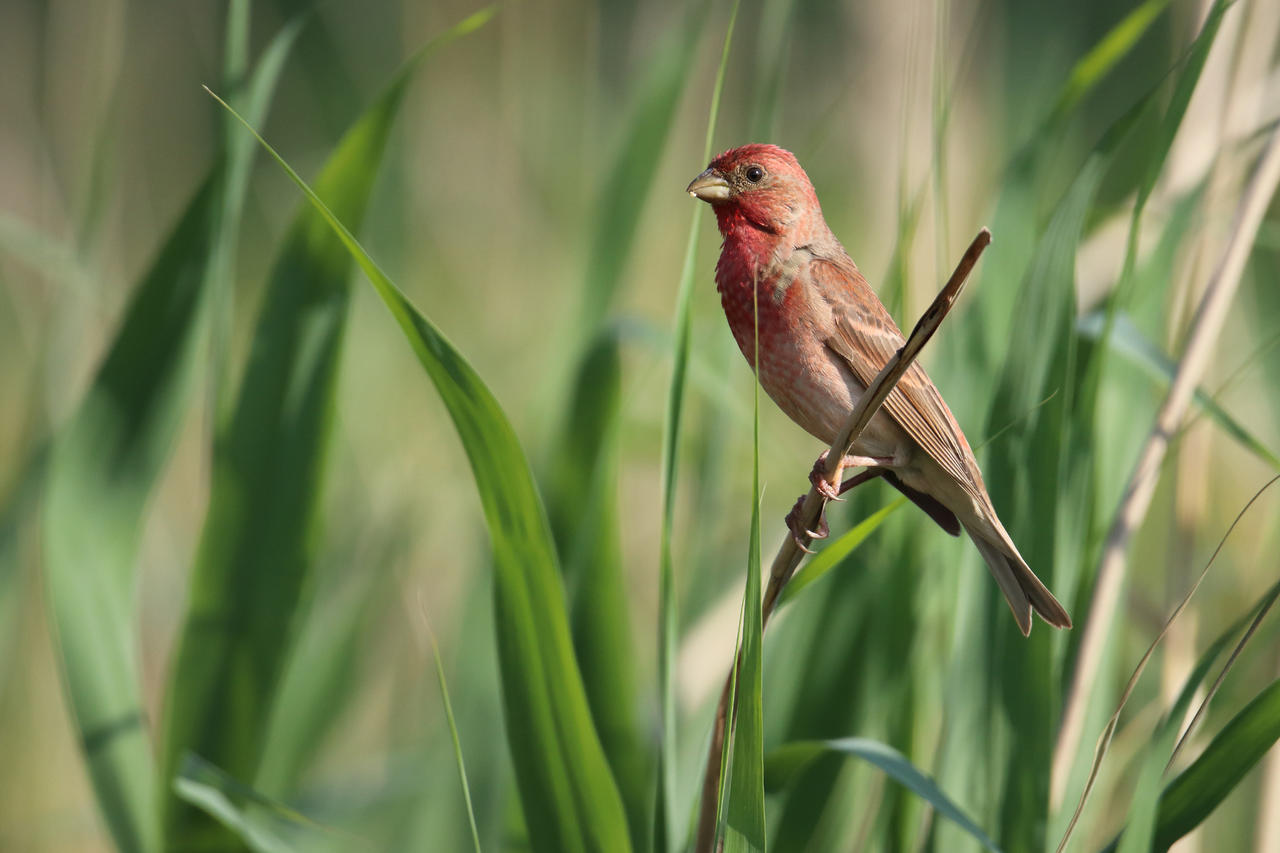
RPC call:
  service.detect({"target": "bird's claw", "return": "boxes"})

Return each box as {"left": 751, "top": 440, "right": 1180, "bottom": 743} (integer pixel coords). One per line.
{"left": 808, "top": 451, "right": 844, "bottom": 501}
{"left": 785, "top": 495, "right": 829, "bottom": 552}
{"left": 789, "top": 453, "right": 886, "bottom": 551}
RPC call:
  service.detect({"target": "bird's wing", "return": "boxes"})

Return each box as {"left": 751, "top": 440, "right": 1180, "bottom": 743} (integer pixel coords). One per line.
{"left": 810, "top": 254, "right": 985, "bottom": 501}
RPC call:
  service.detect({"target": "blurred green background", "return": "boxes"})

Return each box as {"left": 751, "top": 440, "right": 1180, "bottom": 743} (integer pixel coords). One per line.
{"left": 2, "top": 0, "right": 1279, "bottom": 851}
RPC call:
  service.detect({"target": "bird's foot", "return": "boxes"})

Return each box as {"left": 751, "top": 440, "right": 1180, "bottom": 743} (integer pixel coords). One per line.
{"left": 785, "top": 495, "right": 828, "bottom": 552}
{"left": 789, "top": 454, "right": 890, "bottom": 551}
{"left": 808, "top": 451, "right": 892, "bottom": 500}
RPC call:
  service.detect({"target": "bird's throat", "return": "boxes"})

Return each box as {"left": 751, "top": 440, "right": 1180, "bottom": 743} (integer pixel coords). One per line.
{"left": 713, "top": 205, "right": 782, "bottom": 272}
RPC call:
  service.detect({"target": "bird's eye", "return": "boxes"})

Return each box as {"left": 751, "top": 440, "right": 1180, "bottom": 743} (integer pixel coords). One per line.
{"left": 745, "top": 165, "right": 764, "bottom": 183}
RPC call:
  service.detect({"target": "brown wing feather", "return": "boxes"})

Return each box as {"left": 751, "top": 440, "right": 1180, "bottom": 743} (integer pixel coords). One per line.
{"left": 809, "top": 255, "right": 985, "bottom": 502}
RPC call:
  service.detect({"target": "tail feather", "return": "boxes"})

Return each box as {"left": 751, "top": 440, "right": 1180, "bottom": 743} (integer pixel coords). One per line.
{"left": 963, "top": 523, "right": 1072, "bottom": 636}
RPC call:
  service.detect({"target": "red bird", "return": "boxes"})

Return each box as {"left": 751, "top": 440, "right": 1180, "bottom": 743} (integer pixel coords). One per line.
{"left": 687, "top": 144, "right": 1070, "bottom": 635}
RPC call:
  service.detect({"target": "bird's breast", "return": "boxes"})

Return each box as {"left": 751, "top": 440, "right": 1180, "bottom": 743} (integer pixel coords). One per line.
{"left": 717, "top": 261, "right": 865, "bottom": 445}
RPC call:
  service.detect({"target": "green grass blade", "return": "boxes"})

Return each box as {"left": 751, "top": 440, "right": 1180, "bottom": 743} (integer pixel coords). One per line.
{"left": 747, "top": 0, "right": 799, "bottom": 139}
{"left": 209, "top": 65, "right": 634, "bottom": 853}
{"left": 0, "top": 449, "right": 45, "bottom": 694}
{"left": 980, "top": 150, "right": 1108, "bottom": 853}
{"left": 253, "top": 571, "right": 381, "bottom": 797}
{"left": 1112, "top": 659, "right": 1211, "bottom": 853}
{"left": 174, "top": 754, "right": 335, "bottom": 853}
{"left": 545, "top": 330, "right": 649, "bottom": 849}
{"left": 1150, "top": 678, "right": 1280, "bottom": 849}
{"left": 40, "top": 17, "right": 300, "bottom": 848}
{"left": 428, "top": 625, "right": 483, "bottom": 853}
{"left": 0, "top": 213, "right": 93, "bottom": 291}
{"left": 1078, "top": 311, "right": 1280, "bottom": 468}
{"left": 975, "top": 0, "right": 1178, "bottom": 371}
{"left": 1085, "top": 0, "right": 1234, "bottom": 409}
{"left": 656, "top": 3, "right": 739, "bottom": 849}
{"left": 42, "top": 176, "right": 220, "bottom": 853}
{"left": 207, "top": 11, "right": 306, "bottom": 426}
{"left": 721, "top": 278, "right": 766, "bottom": 853}
{"left": 765, "top": 739, "right": 1001, "bottom": 853}
{"left": 1043, "top": 0, "right": 1174, "bottom": 130}
{"left": 577, "top": 1, "right": 710, "bottom": 331}
{"left": 543, "top": 8, "right": 712, "bottom": 820}
{"left": 775, "top": 499, "right": 905, "bottom": 608}
{"left": 1093, "top": 621, "right": 1280, "bottom": 853}
{"left": 160, "top": 13, "right": 492, "bottom": 843}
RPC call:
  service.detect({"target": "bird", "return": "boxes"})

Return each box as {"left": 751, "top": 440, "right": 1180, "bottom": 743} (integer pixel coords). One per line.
{"left": 686, "top": 143, "right": 1070, "bottom": 635}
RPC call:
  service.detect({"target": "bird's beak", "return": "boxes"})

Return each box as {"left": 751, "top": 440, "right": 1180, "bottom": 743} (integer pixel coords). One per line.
{"left": 686, "top": 169, "right": 730, "bottom": 202}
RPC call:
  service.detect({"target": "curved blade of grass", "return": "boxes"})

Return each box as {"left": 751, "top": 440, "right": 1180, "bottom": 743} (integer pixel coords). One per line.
{"left": 656, "top": 4, "right": 739, "bottom": 850}
{"left": 0, "top": 448, "right": 45, "bottom": 694}
{"left": 174, "top": 754, "right": 338, "bottom": 853}
{"left": 545, "top": 330, "right": 649, "bottom": 850}
{"left": 161, "top": 13, "right": 493, "bottom": 846}
{"left": 1042, "top": 0, "right": 1174, "bottom": 131}
{"left": 426, "top": 622, "right": 483, "bottom": 853}
{"left": 544, "top": 4, "right": 714, "bottom": 813}
{"left": 1077, "top": 311, "right": 1280, "bottom": 469}
{"left": 1113, "top": 650, "right": 1218, "bottom": 853}
{"left": 1149, "top": 678, "right": 1280, "bottom": 850}
{"left": 1058, "top": 613, "right": 1237, "bottom": 852}
{"left": 254, "top": 559, "right": 387, "bottom": 796}
{"left": 764, "top": 739, "right": 1001, "bottom": 853}
{"left": 1083, "top": 0, "right": 1234, "bottom": 409}
{"left": 577, "top": 0, "right": 710, "bottom": 331}
{"left": 720, "top": 287, "right": 766, "bottom": 853}
{"left": 40, "top": 17, "right": 299, "bottom": 851}
{"left": 775, "top": 499, "right": 905, "bottom": 608}
{"left": 983, "top": 148, "right": 1109, "bottom": 853}
{"left": 747, "top": 0, "right": 798, "bottom": 140}
{"left": 209, "top": 74, "right": 634, "bottom": 853}
{"left": 43, "top": 174, "right": 219, "bottom": 853}
{"left": 1055, "top": 476, "right": 1280, "bottom": 852}
{"left": 206, "top": 7, "right": 305, "bottom": 426}
{"left": 0, "top": 213, "right": 93, "bottom": 292}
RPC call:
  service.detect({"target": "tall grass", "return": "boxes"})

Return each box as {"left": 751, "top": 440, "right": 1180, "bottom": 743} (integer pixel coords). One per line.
{"left": 3, "top": 1, "right": 1280, "bottom": 852}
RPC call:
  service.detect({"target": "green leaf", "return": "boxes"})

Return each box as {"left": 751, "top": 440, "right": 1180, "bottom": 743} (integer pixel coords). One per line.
{"left": 983, "top": 148, "right": 1109, "bottom": 853}
{"left": 775, "top": 499, "right": 905, "bottom": 608}
{"left": 1112, "top": 651, "right": 1213, "bottom": 853}
{"left": 160, "top": 12, "right": 492, "bottom": 846}
{"left": 0, "top": 449, "right": 44, "bottom": 694}
{"left": 1086, "top": 0, "right": 1236, "bottom": 414}
{"left": 253, "top": 570, "right": 382, "bottom": 797}
{"left": 43, "top": 174, "right": 219, "bottom": 853}
{"left": 721, "top": 274, "right": 766, "bottom": 853}
{"left": 577, "top": 1, "right": 710, "bottom": 331}
{"left": 765, "top": 739, "right": 1001, "bottom": 853}
{"left": 41, "top": 17, "right": 300, "bottom": 851}
{"left": 428, "top": 625, "right": 483, "bottom": 853}
{"left": 1077, "top": 311, "right": 1280, "bottom": 469}
{"left": 1151, "top": 677, "right": 1280, "bottom": 850}
{"left": 0, "top": 212, "right": 92, "bottom": 292}
{"left": 174, "top": 754, "right": 332, "bottom": 853}
{"left": 655, "top": 3, "right": 739, "bottom": 849}
{"left": 1043, "top": 0, "right": 1174, "bottom": 130}
{"left": 545, "top": 330, "right": 649, "bottom": 850}
{"left": 208, "top": 40, "right": 634, "bottom": 853}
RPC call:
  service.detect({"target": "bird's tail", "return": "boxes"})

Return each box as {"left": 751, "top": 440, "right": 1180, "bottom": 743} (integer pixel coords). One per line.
{"left": 963, "top": 522, "right": 1072, "bottom": 636}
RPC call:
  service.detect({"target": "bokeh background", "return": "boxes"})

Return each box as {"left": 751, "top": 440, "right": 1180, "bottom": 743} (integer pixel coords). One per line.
{"left": 2, "top": 0, "right": 1279, "bottom": 850}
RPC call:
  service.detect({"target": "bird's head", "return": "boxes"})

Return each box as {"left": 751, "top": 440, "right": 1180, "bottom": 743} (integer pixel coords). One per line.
{"left": 686, "top": 144, "right": 819, "bottom": 236}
